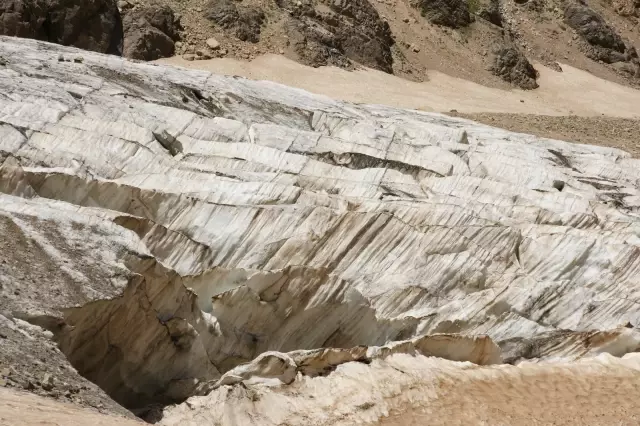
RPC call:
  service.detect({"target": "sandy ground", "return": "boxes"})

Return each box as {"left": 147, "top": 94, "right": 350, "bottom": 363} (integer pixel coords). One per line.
{"left": 158, "top": 55, "right": 640, "bottom": 118}
{"left": 379, "top": 358, "right": 640, "bottom": 426}
{"left": 0, "top": 388, "right": 142, "bottom": 426}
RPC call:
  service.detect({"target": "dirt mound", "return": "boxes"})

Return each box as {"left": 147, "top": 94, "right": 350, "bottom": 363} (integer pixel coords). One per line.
{"left": 122, "top": 2, "right": 182, "bottom": 60}
{"left": 0, "top": 0, "right": 122, "bottom": 54}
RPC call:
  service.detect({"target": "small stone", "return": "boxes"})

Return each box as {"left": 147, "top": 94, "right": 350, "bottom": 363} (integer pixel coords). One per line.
{"left": 196, "top": 7, "right": 202, "bottom": 12}
{"left": 219, "top": 49, "right": 227, "bottom": 56}
{"left": 175, "top": 41, "right": 183, "bottom": 49}
{"left": 196, "top": 50, "right": 212, "bottom": 60}
{"left": 117, "top": 0, "right": 132, "bottom": 10}
{"left": 57, "top": 54, "right": 64, "bottom": 62}
{"left": 411, "top": 45, "right": 420, "bottom": 53}
{"left": 73, "top": 56, "right": 84, "bottom": 64}
{"left": 183, "top": 54, "right": 196, "bottom": 61}
{"left": 42, "top": 373, "right": 54, "bottom": 391}
{"left": 279, "top": 49, "right": 285, "bottom": 54}
{"left": 206, "top": 38, "right": 220, "bottom": 50}
{"left": 403, "top": 18, "right": 410, "bottom": 23}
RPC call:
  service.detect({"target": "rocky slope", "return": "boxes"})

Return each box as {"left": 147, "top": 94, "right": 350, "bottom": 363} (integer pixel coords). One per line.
{"left": 136, "top": 0, "right": 640, "bottom": 88}
{"left": 2, "top": 36, "right": 640, "bottom": 423}
{"left": 3, "top": 0, "right": 640, "bottom": 90}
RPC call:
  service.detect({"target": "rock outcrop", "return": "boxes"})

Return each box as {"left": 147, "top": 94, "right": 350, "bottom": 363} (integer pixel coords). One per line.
{"left": 412, "top": 0, "right": 472, "bottom": 28}
{"left": 3, "top": 36, "right": 640, "bottom": 422}
{"left": 490, "top": 42, "right": 539, "bottom": 89}
{"left": 122, "top": 3, "right": 182, "bottom": 60}
{"left": 205, "top": 0, "right": 265, "bottom": 43}
{"left": 0, "top": 0, "right": 122, "bottom": 54}
{"left": 278, "top": 0, "right": 394, "bottom": 72}
{"left": 564, "top": 2, "right": 637, "bottom": 64}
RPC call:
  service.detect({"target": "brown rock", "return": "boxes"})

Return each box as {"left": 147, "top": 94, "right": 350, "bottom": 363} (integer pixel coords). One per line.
{"left": 122, "top": 2, "right": 182, "bottom": 61}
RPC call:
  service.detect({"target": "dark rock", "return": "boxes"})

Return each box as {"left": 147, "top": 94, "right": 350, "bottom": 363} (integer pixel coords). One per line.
{"left": 122, "top": 3, "right": 182, "bottom": 61}
{"left": 478, "top": 0, "right": 502, "bottom": 27}
{"left": 235, "top": 8, "right": 265, "bottom": 43}
{"left": 563, "top": 3, "right": 628, "bottom": 64}
{"left": 278, "top": 0, "right": 394, "bottom": 72}
{"left": 412, "top": 0, "right": 471, "bottom": 28}
{"left": 205, "top": 0, "right": 240, "bottom": 29}
{"left": 490, "top": 43, "right": 539, "bottom": 89}
{"left": 0, "top": 0, "right": 123, "bottom": 54}
{"left": 205, "top": 0, "right": 265, "bottom": 43}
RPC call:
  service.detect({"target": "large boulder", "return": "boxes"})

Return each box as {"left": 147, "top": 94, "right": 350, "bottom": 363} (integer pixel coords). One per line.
{"left": 0, "top": 0, "right": 122, "bottom": 54}
{"left": 490, "top": 43, "right": 539, "bottom": 89}
{"left": 412, "top": 0, "right": 472, "bottom": 28}
{"left": 205, "top": 0, "right": 265, "bottom": 43}
{"left": 122, "top": 3, "right": 181, "bottom": 60}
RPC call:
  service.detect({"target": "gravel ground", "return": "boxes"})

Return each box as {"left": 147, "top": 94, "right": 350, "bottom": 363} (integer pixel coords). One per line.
{"left": 453, "top": 113, "right": 640, "bottom": 157}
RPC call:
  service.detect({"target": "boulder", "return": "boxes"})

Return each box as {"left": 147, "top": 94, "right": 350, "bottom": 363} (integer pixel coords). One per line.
{"left": 0, "top": 0, "right": 122, "bottom": 54}
{"left": 205, "top": 0, "right": 264, "bottom": 43}
{"left": 206, "top": 37, "right": 220, "bottom": 50}
{"left": 490, "top": 43, "right": 539, "bottom": 89}
{"left": 412, "top": 0, "right": 472, "bottom": 28}
{"left": 122, "top": 3, "right": 181, "bottom": 61}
